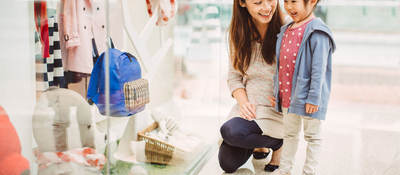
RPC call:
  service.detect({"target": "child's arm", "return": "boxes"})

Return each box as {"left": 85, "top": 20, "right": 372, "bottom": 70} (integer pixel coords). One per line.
{"left": 268, "top": 96, "right": 276, "bottom": 107}
{"left": 306, "top": 31, "right": 332, "bottom": 113}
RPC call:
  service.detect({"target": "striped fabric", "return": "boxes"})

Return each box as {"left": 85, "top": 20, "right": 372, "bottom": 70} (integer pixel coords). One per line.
{"left": 123, "top": 79, "right": 150, "bottom": 111}
{"left": 35, "top": 16, "right": 66, "bottom": 91}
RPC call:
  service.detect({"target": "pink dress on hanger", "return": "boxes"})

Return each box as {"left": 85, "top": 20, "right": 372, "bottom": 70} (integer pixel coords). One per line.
{"left": 60, "top": 0, "right": 108, "bottom": 74}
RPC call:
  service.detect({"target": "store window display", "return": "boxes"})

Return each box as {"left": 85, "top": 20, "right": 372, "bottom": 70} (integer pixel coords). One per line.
{"left": 30, "top": 0, "right": 218, "bottom": 174}
{"left": 1, "top": 0, "right": 223, "bottom": 174}
{"left": 32, "top": 0, "right": 111, "bottom": 173}
{"left": 2, "top": 0, "right": 400, "bottom": 174}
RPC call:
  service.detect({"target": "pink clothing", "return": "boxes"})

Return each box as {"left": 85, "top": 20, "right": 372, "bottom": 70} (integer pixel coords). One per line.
{"left": 60, "top": 0, "right": 108, "bottom": 74}
{"left": 278, "top": 20, "right": 312, "bottom": 108}
{"left": 34, "top": 1, "right": 50, "bottom": 58}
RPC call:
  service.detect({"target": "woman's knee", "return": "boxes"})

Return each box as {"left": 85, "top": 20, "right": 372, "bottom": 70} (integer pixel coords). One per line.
{"left": 218, "top": 141, "right": 252, "bottom": 173}
{"left": 220, "top": 117, "right": 245, "bottom": 142}
{"left": 219, "top": 159, "right": 238, "bottom": 173}
{"left": 220, "top": 122, "right": 231, "bottom": 139}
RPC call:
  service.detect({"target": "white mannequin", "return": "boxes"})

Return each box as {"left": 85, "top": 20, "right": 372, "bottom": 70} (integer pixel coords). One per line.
{"left": 33, "top": 88, "right": 107, "bottom": 175}
{"left": 33, "top": 88, "right": 106, "bottom": 153}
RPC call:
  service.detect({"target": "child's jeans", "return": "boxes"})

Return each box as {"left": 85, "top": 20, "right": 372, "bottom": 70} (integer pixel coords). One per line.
{"left": 279, "top": 108, "right": 322, "bottom": 175}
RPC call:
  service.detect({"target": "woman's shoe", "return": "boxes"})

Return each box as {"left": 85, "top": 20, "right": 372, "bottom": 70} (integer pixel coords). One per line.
{"left": 252, "top": 148, "right": 272, "bottom": 174}
{"left": 253, "top": 151, "right": 270, "bottom": 159}
{"left": 264, "top": 164, "right": 279, "bottom": 172}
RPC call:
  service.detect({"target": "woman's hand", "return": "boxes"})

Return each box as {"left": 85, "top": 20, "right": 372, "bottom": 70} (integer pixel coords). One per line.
{"left": 239, "top": 102, "right": 256, "bottom": 120}
{"left": 268, "top": 96, "right": 276, "bottom": 107}
{"left": 305, "top": 103, "right": 319, "bottom": 114}
{"left": 232, "top": 88, "right": 256, "bottom": 120}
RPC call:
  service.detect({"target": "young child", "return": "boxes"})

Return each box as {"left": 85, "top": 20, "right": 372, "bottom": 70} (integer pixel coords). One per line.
{"left": 269, "top": 0, "right": 336, "bottom": 174}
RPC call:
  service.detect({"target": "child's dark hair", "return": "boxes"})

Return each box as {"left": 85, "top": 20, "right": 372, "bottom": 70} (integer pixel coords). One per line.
{"left": 304, "top": 0, "right": 320, "bottom": 8}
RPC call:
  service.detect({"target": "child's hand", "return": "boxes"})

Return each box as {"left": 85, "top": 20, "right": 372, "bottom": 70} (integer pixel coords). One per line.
{"left": 268, "top": 96, "right": 276, "bottom": 107}
{"left": 305, "top": 103, "right": 319, "bottom": 114}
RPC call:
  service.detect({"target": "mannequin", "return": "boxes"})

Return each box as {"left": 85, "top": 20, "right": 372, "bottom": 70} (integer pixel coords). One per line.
{"left": 33, "top": 88, "right": 106, "bottom": 175}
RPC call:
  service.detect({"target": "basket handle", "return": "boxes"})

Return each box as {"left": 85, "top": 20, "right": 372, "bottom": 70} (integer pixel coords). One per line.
{"left": 137, "top": 122, "right": 158, "bottom": 139}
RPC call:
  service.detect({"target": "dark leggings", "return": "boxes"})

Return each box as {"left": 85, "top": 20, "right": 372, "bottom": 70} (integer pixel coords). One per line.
{"left": 218, "top": 117, "right": 283, "bottom": 173}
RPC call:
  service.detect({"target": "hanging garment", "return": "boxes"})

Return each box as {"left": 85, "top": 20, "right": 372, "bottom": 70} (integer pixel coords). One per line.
{"left": 35, "top": 32, "right": 50, "bottom": 91}
{"left": 63, "top": 37, "right": 113, "bottom": 86}
{"left": 36, "top": 16, "right": 66, "bottom": 91}
{"left": 49, "top": 17, "right": 66, "bottom": 87}
{"left": 34, "top": 0, "right": 50, "bottom": 58}
{"left": 60, "top": 0, "right": 108, "bottom": 74}
{"left": 146, "top": 0, "right": 176, "bottom": 26}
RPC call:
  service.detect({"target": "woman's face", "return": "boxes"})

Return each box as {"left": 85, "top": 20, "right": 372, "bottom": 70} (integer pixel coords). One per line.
{"left": 240, "top": 0, "right": 278, "bottom": 26}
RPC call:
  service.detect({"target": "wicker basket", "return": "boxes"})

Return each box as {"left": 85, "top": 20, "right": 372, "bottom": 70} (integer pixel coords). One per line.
{"left": 137, "top": 122, "right": 176, "bottom": 165}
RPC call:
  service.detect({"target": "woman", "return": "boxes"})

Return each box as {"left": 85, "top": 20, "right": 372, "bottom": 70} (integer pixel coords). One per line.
{"left": 219, "top": 0, "right": 286, "bottom": 173}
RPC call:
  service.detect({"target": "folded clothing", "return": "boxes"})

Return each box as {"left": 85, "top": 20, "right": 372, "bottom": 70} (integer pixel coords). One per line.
{"left": 34, "top": 147, "right": 105, "bottom": 171}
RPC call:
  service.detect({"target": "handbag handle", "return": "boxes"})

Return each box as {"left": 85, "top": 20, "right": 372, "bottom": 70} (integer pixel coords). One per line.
{"left": 92, "top": 37, "right": 115, "bottom": 59}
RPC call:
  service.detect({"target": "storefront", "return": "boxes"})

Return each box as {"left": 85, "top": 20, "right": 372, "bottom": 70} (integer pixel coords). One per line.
{"left": 0, "top": 0, "right": 226, "bottom": 174}
{"left": 1, "top": 0, "right": 400, "bottom": 175}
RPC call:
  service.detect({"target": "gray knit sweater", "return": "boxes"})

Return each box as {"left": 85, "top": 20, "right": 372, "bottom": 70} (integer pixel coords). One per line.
{"left": 227, "top": 43, "right": 284, "bottom": 139}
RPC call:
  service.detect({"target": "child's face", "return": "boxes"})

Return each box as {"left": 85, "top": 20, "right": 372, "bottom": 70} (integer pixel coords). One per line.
{"left": 284, "top": 0, "right": 316, "bottom": 23}
{"left": 240, "top": 0, "right": 278, "bottom": 26}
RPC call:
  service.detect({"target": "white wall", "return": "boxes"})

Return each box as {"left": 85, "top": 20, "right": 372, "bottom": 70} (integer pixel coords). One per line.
{"left": 0, "top": 0, "right": 36, "bottom": 170}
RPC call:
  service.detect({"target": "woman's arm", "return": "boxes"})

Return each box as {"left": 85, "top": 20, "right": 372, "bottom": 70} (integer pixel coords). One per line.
{"left": 227, "top": 59, "right": 256, "bottom": 119}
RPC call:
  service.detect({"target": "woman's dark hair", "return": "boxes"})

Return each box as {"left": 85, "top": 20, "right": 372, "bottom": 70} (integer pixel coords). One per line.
{"left": 229, "top": 0, "right": 282, "bottom": 75}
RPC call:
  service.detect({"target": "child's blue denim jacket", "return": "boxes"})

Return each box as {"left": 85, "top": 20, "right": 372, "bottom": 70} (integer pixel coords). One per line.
{"left": 273, "top": 18, "right": 336, "bottom": 120}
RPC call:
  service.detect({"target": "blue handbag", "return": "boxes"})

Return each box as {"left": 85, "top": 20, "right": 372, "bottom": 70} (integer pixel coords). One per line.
{"left": 87, "top": 46, "right": 148, "bottom": 117}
